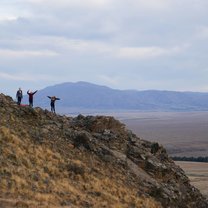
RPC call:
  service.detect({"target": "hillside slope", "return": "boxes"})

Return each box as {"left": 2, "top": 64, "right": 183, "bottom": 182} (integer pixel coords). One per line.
{"left": 0, "top": 93, "right": 208, "bottom": 208}
{"left": 33, "top": 81, "right": 208, "bottom": 112}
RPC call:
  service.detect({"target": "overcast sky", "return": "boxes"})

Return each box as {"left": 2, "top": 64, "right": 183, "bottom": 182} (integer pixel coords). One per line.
{"left": 1, "top": 0, "right": 208, "bottom": 96}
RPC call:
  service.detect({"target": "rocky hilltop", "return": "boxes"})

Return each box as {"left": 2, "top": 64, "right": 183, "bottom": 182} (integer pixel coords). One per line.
{"left": 0, "top": 93, "right": 207, "bottom": 208}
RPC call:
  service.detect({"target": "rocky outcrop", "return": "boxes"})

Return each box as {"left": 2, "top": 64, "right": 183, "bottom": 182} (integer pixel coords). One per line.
{"left": 0, "top": 93, "right": 207, "bottom": 208}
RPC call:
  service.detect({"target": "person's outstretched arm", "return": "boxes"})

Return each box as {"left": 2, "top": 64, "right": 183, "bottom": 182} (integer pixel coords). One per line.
{"left": 32, "top": 90, "right": 38, "bottom": 95}
{"left": 27, "top": 90, "right": 29, "bottom": 95}
{"left": 47, "top": 96, "right": 51, "bottom": 99}
{"left": 56, "top": 98, "right": 60, "bottom": 100}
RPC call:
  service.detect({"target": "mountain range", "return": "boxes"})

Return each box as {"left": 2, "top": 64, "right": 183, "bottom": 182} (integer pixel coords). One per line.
{"left": 30, "top": 81, "right": 208, "bottom": 112}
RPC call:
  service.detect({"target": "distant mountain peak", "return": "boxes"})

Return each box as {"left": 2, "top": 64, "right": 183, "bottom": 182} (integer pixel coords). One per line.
{"left": 35, "top": 82, "right": 208, "bottom": 112}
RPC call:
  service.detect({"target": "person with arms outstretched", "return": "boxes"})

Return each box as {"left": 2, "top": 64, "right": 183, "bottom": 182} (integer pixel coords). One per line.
{"left": 47, "top": 96, "right": 60, "bottom": 113}
{"left": 27, "top": 90, "right": 37, "bottom": 107}
{"left": 16, "top": 88, "right": 23, "bottom": 105}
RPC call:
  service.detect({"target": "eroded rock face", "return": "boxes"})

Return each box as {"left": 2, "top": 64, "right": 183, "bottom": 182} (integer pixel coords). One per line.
{"left": 0, "top": 94, "right": 207, "bottom": 208}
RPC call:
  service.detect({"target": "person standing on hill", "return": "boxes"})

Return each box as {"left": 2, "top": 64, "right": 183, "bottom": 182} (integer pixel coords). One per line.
{"left": 27, "top": 90, "right": 38, "bottom": 107}
{"left": 47, "top": 96, "right": 60, "bottom": 113}
{"left": 16, "top": 88, "right": 23, "bottom": 105}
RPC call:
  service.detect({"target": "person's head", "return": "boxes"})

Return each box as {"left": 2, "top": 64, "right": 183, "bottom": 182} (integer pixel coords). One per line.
{"left": 19, "top": 87, "right": 21, "bottom": 91}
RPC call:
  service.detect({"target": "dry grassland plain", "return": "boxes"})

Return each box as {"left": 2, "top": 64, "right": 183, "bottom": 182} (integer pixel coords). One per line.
{"left": 110, "top": 111, "right": 208, "bottom": 157}
{"left": 176, "top": 161, "right": 208, "bottom": 198}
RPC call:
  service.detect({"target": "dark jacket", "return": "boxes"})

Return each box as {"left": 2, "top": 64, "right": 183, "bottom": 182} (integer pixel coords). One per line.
{"left": 27, "top": 90, "right": 37, "bottom": 101}
{"left": 47, "top": 96, "right": 60, "bottom": 105}
{"left": 16, "top": 90, "right": 23, "bottom": 98}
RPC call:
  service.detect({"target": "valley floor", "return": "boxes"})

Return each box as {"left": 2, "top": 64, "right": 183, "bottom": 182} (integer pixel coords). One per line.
{"left": 176, "top": 161, "right": 208, "bottom": 198}
{"left": 112, "top": 111, "right": 208, "bottom": 157}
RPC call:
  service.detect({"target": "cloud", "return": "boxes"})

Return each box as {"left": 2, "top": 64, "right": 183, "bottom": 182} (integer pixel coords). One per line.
{"left": 0, "top": 72, "right": 58, "bottom": 82}
{"left": 56, "top": 38, "right": 113, "bottom": 54}
{"left": 0, "top": 49, "right": 59, "bottom": 58}
{"left": 117, "top": 46, "right": 186, "bottom": 59}
{"left": 0, "top": 72, "right": 35, "bottom": 81}
{"left": 130, "top": 0, "right": 172, "bottom": 11}
{"left": 195, "top": 26, "right": 208, "bottom": 39}
{"left": 26, "top": 0, "right": 111, "bottom": 10}
{"left": 97, "top": 74, "right": 121, "bottom": 86}
{"left": 3, "top": 35, "right": 185, "bottom": 60}
{"left": 0, "top": 0, "right": 208, "bottom": 94}
{"left": 0, "top": 15, "right": 18, "bottom": 21}
{"left": 0, "top": 35, "right": 114, "bottom": 56}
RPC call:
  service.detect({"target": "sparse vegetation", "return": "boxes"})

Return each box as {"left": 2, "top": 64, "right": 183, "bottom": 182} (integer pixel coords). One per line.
{"left": 0, "top": 94, "right": 207, "bottom": 208}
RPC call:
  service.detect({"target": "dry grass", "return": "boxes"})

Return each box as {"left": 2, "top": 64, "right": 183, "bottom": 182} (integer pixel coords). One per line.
{"left": 0, "top": 126, "right": 161, "bottom": 208}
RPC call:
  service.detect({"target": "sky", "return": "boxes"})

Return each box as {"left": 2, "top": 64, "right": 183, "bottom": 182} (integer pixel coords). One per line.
{"left": 1, "top": 0, "right": 208, "bottom": 96}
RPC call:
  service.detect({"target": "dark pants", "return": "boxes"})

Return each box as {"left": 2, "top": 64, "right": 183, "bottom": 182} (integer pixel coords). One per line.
{"left": 17, "top": 97, "right": 22, "bottom": 105}
{"left": 51, "top": 103, "right": 55, "bottom": 113}
{"left": 29, "top": 98, "right": 33, "bottom": 107}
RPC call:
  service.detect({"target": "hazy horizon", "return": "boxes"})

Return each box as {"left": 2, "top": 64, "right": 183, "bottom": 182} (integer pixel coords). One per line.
{"left": 4, "top": 80, "right": 208, "bottom": 100}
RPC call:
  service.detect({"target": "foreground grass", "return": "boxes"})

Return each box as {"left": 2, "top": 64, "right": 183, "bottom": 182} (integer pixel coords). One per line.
{"left": 0, "top": 126, "right": 161, "bottom": 208}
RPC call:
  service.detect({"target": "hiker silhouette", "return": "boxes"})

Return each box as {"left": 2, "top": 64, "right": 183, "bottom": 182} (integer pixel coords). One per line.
{"left": 47, "top": 96, "right": 60, "bottom": 113}
{"left": 27, "top": 90, "right": 38, "bottom": 107}
{"left": 16, "top": 88, "right": 23, "bottom": 105}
